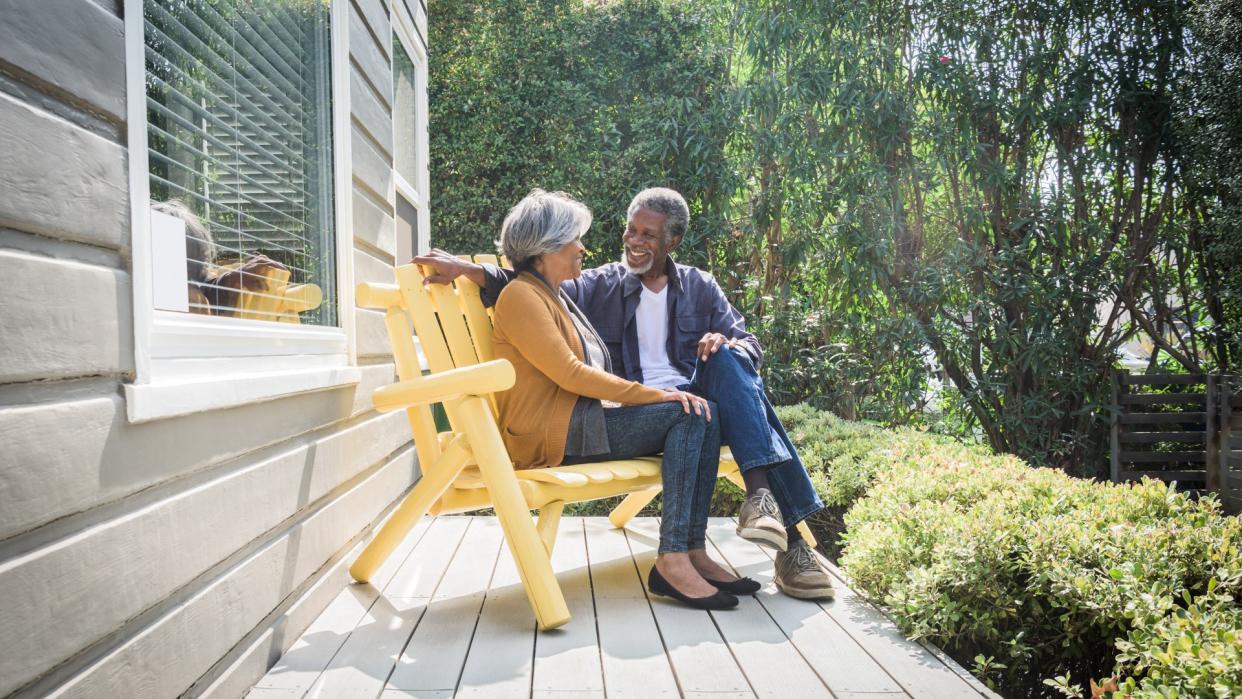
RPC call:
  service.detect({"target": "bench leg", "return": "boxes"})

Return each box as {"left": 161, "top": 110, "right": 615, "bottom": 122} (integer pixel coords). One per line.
{"left": 536, "top": 501, "right": 564, "bottom": 555}
{"left": 723, "top": 468, "right": 818, "bottom": 549}
{"left": 351, "top": 435, "right": 471, "bottom": 583}
{"left": 458, "top": 397, "right": 571, "bottom": 631}
{"left": 608, "top": 488, "right": 660, "bottom": 529}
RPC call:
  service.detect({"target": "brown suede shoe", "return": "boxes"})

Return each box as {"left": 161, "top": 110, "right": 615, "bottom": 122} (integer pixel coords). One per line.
{"left": 774, "top": 540, "right": 836, "bottom": 600}
{"left": 736, "top": 488, "right": 787, "bottom": 552}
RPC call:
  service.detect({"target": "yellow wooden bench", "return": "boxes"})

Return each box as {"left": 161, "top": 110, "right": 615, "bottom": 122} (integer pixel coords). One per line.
{"left": 192, "top": 263, "right": 324, "bottom": 323}
{"left": 228, "top": 265, "right": 323, "bottom": 323}
{"left": 350, "top": 256, "right": 814, "bottom": 630}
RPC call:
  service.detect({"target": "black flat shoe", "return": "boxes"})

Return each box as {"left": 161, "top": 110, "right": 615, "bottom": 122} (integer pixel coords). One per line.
{"left": 704, "top": 576, "right": 762, "bottom": 595}
{"left": 648, "top": 566, "right": 739, "bottom": 610}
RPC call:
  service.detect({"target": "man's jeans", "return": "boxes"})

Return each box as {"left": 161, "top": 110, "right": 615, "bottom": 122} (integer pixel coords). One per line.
{"left": 561, "top": 402, "right": 720, "bottom": 553}
{"left": 683, "top": 348, "right": 823, "bottom": 526}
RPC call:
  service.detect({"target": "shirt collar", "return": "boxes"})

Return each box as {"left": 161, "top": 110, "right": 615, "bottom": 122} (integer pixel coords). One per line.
{"left": 621, "top": 255, "right": 681, "bottom": 296}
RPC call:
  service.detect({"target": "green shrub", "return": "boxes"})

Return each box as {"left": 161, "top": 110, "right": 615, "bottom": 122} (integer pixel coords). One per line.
{"left": 780, "top": 408, "right": 1242, "bottom": 697}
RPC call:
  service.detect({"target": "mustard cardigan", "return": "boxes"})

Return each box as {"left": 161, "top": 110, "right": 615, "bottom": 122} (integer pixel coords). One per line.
{"left": 492, "top": 272, "right": 666, "bottom": 469}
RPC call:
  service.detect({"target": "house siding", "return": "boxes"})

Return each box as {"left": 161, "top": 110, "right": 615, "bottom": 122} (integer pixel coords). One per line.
{"left": 0, "top": 0, "right": 421, "bottom": 696}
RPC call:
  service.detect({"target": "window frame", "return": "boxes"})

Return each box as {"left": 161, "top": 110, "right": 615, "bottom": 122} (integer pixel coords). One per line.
{"left": 123, "top": 0, "right": 358, "bottom": 422}
{"left": 391, "top": 4, "right": 431, "bottom": 260}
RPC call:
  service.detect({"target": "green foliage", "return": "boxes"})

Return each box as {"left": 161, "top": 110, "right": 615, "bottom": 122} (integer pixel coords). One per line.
{"left": 1179, "top": 0, "right": 1242, "bottom": 372}
{"left": 713, "top": 0, "right": 1214, "bottom": 473}
{"left": 430, "top": 0, "right": 1242, "bottom": 474}
{"left": 429, "top": 0, "right": 734, "bottom": 267}
{"left": 781, "top": 408, "right": 1242, "bottom": 697}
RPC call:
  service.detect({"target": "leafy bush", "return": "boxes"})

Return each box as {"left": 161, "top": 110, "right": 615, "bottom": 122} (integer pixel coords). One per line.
{"left": 776, "top": 408, "right": 1241, "bottom": 697}
{"left": 429, "top": 0, "right": 732, "bottom": 268}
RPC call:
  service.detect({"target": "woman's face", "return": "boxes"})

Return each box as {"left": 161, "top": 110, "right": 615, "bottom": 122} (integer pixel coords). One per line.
{"left": 537, "top": 236, "right": 586, "bottom": 281}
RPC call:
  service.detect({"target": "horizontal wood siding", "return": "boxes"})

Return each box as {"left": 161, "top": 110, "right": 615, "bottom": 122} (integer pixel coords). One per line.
{"left": 0, "top": 91, "right": 128, "bottom": 248}
{"left": 0, "top": 0, "right": 126, "bottom": 121}
{"left": 0, "top": 249, "right": 132, "bottom": 384}
{"left": 351, "top": 66, "right": 397, "bottom": 160}
{"left": 0, "top": 411, "right": 410, "bottom": 696}
{"left": 354, "top": 187, "right": 397, "bottom": 257}
{"left": 51, "top": 448, "right": 418, "bottom": 699}
{"left": 0, "top": 0, "right": 417, "bottom": 696}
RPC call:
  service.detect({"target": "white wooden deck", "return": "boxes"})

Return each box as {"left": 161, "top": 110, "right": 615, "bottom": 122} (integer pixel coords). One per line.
{"left": 248, "top": 517, "right": 997, "bottom": 698}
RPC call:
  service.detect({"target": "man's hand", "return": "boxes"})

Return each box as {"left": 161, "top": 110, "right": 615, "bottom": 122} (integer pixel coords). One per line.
{"left": 411, "top": 248, "right": 485, "bottom": 286}
{"left": 697, "top": 332, "right": 736, "bottom": 362}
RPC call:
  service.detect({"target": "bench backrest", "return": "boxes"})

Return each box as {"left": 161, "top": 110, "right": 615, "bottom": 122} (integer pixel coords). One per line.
{"left": 234, "top": 266, "right": 324, "bottom": 323}
{"left": 359, "top": 256, "right": 506, "bottom": 471}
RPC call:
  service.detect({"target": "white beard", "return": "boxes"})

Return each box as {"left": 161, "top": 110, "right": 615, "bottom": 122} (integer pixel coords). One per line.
{"left": 621, "top": 250, "right": 653, "bottom": 275}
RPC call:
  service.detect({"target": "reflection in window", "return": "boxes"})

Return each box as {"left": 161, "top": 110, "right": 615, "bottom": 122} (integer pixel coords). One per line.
{"left": 144, "top": 0, "right": 336, "bottom": 325}
{"left": 393, "top": 38, "right": 419, "bottom": 191}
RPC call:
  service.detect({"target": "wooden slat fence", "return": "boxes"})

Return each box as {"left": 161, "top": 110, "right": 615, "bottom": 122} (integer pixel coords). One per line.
{"left": 1110, "top": 372, "right": 1240, "bottom": 514}
{"left": 1220, "top": 375, "right": 1241, "bottom": 513}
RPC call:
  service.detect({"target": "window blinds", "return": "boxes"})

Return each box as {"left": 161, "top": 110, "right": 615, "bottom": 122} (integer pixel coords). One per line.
{"left": 144, "top": 0, "right": 336, "bottom": 325}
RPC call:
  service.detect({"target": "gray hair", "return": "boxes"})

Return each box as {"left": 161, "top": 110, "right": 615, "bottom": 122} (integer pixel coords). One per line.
{"left": 152, "top": 199, "right": 216, "bottom": 283}
{"left": 626, "top": 187, "right": 689, "bottom": 242}
{"left": 499, "top": 189, "right": 592, "bottom": 270}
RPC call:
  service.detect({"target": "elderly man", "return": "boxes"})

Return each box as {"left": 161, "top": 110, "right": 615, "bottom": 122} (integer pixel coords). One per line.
{"left": 415, "top": 187, "right": 833, "bottom": 600}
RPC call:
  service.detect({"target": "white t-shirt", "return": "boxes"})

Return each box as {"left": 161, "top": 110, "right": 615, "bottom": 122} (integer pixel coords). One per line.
{"left": 636, "top": 285, "right": 690, "bottom": 389}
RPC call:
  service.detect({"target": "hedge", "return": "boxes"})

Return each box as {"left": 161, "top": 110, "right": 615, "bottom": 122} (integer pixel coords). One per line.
{"left": 775, "top": 405, "right": 1242, "bottom": 698}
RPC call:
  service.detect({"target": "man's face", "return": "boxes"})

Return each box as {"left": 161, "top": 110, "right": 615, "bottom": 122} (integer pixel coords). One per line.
{"left": 621, "top": 207, "right": 679, "bottom": 275}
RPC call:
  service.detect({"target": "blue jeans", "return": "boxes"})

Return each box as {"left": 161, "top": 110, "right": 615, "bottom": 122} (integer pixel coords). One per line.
{"left": 684, "top": 348, "right": 823, "bottom": 526}
{"left": 561, "top": 402, "right": 720, "bottom": 553}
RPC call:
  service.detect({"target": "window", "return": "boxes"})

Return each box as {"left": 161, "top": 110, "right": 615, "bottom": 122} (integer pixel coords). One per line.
{"left": 392, "top": 18, "right": 428, "bottom": 263}
{"left": 124, "top": 0, "right": 358, "bottom": 422}
{"left": 144, "top": 0, "right": 337, "bottom": 324}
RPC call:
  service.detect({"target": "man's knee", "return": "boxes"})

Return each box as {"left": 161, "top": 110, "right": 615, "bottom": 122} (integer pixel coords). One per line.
{"left": 701, "top": 347, "right": 758, "bottom": 384}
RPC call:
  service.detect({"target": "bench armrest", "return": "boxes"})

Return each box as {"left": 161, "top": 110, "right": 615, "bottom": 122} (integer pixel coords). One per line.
{"left": 373, "top": 359, "right": 515, "bottom": 412}
{"left": 356, "top": 282, "right": 402, "bottom": 310}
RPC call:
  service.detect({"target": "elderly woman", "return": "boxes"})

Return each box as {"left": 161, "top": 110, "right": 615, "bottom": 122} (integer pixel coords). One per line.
{"left": 492, "top": 189, "right": 757, "bottom": 610}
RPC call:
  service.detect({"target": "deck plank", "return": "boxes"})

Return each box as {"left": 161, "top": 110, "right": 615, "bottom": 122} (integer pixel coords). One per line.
{"left": 454, "top": 525, "right": 539, "bottom": 697}
{"left": 532, "top": 518, "right": 606, "bottom": 696}
{"left": 583, "top": 518, "right": 680, "bottom": 698}
{"left": 387, "top": 517, "right": 504, "bottom": 694}
{"left": 252, "top": 516, "right": 436, "bottom": 695}
{"left": 818, "top": 575, "right": 985, "bottom": 698}
{"left": 256, "top": 517, "right": 992, "bottom": 699}
{"left": 704, "top": 519, "right": 906, "bottom": 698}
{"left": 718, "top": 517, "right": 986, "bottom": 698}
{"left": 251, "top": 585, "right": 379, "bottom": 695}
{"left": 382, "top": 516, "right": 473, "bottom": 598}
{"left": 624, "top": 519, "right": 755, "bottom": 697}
{"left": 305, "top": 518, "right": 468, "bottom": 697}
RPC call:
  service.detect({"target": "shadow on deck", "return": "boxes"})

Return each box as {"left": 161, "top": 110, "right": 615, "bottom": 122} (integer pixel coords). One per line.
{"left": 248, "top": 517, "right": 997, "bottom": 698}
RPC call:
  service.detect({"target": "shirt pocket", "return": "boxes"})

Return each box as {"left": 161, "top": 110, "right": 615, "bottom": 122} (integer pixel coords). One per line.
{"left": 675, "top": 315, "right": 709, "bottom": 362}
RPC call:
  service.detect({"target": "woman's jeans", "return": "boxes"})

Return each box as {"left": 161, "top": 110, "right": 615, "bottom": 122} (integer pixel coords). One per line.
{"left": 561, "top": 402, "right": 720, "bottom": 553}
{"left": 683, "top": 348, "right": 823, "bottom": 527}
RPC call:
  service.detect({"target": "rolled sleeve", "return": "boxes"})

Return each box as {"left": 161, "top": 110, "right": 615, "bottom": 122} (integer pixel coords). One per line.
{"left": 479, "top": 263, "right": 517, "bottom": 308}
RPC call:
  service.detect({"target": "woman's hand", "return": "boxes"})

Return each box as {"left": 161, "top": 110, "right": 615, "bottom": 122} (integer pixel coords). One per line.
{"left": 661, "top": 389, "right": 711, "bottom": 421}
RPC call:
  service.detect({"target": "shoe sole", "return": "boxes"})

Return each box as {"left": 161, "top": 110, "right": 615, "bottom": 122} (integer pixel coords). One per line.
{"left": 736, "top": 525, "right": 788, "bottom": 552}
{"left": 775, "top": 579, "right": 836, "bottom": 601}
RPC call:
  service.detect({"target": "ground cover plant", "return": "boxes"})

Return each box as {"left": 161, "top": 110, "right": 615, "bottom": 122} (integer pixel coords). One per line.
{"left": 776, "top": 405, "right": 1242, "bottom": 698}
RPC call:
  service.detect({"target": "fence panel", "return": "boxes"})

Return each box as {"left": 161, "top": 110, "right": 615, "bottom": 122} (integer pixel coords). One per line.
{"left": 1221, "top": 375, "right": 1241, "bottom": 514}
{"left": 1111, "top": 372, "right": 1210, "bottom": 488}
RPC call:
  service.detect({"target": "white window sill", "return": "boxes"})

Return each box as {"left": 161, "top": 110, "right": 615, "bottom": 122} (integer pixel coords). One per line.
{"left": 125, "top": 364, "right": 362, "bottom": 423}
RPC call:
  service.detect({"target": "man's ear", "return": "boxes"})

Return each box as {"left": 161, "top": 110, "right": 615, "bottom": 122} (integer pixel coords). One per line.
{"left": 670, "top": 234, "right": 684, "bottom": 250}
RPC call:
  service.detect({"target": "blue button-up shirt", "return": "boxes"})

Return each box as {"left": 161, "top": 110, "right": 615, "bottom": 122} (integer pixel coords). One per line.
{"left": 482, "top": 257, "right": 762, "bottom": 384}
